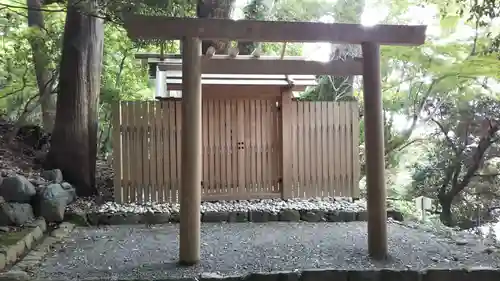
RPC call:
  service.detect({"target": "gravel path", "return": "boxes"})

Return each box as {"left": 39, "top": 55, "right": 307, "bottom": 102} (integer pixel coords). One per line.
{"left": 34, "top": 222, "right": 500, "bottom": 281}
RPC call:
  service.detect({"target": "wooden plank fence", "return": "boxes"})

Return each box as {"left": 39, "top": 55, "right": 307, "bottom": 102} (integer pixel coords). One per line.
{"left": 112, "top": 99, "right": 359, "bottom": 203}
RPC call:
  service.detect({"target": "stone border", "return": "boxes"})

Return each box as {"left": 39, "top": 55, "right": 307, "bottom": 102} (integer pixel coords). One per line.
{"left": 0, "top": 222, "right": 75, "bottom": 279}
{"left": 197, "top": 268, "right": 500, "bottom": 281}
{"left": 12, "top": 267, "right": 500, "bottom": 281}
{"left": 64, "top": 209, "right": 404, "bottom": 226}
{"left": 0, "top": 218, "right": 46, "bottom": 272}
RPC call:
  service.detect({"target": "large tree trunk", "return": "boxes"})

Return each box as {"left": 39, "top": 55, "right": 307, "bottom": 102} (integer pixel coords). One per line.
{"left": 238, "top": 0, "right": 268, "bottom": 55}
{"left": 45, "top": 0, "right": 104, "bottom": 196}
{"left": 196, "top": 0, "right": 235, "bottom": 54}
{"left": 27, "top": 0, "right": 56, "bottom": 132}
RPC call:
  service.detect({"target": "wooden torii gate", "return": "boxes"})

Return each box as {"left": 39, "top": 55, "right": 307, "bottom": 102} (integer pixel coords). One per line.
{"left": 122, "top": 14, "right": 427, "bottom": 265}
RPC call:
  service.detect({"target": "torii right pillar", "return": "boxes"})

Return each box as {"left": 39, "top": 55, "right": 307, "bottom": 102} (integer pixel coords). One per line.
{"left": 361, "top": 42, "right": 387, "bottom": 260}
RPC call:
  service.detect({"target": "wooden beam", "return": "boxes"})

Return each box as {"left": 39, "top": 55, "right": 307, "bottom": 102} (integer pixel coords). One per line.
{"left": 123, "top": 15, "right": 427, "bottom": 45}
{"left": 178, "top": 37, "right": 202, "bottom": 266}
{"left": 361, "top": 42, "right": 387, "bottom": 260}
{"left": 135, "top": 53, "right": 181, "bottom": 59}
{"left": 157, "top": 56, "right": 363, "bottom": 76}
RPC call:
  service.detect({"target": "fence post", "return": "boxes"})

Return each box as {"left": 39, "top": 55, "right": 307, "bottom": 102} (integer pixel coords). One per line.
{"left": 112, "top": 102, "right": 123, "bottom": 204}
{"left": 281, "top": 88, "right": 293, "bottom": 199}
{"left": 351, "top": 101, "right": 361, "bottom": 199}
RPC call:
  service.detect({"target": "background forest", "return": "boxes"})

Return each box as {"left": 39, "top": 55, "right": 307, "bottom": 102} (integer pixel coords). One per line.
{"left": 0, "top": 0, "right": 500, "bottom": 231}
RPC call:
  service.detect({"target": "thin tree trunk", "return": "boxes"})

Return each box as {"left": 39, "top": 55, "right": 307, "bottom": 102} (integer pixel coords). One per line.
{"left": 45, "top": 0, "right": 104, "bottom": 196}
{"left": 27, "top": 0, "right": 56, "bottom": 132}
{"left": 329, "top": 0, "right": 365, "bottom": 98}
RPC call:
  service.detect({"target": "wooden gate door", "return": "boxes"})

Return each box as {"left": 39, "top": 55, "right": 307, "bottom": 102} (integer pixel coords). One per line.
{"left": 201, "top": 98, "right": 281, "bottom": 200}
{"left": 236, "top": 98, "right": 281, "bottom": 198}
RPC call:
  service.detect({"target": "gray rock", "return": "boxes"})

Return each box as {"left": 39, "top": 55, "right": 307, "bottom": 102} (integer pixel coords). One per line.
{"left": 64, "top": 211, "right": 90, "bottom": 226}
{"left": 300, "top": 210, "right": 325, "bottom": 222}
{"left": 0, "top": 176, "right": 36, "bottom": 203}
{"left": 41, "top": 169, "right": 63, "bottom": 183}
{"left": 200, "top": 272, "right": 242, "bottom": 281}
{"left": 202, "top": 212, "right": 229, "bottom": 222}
{"left": 356, "top": 211, "right": 368, "bottom": 221}
{"left": 99, "top": 213, "right": 141, "bottom": 225}
{"left": 245, "top": 272, "right": 278, "bottom": 281}
{"left": 466, "top": 267, "right": 500, "bottom": 279}
{"left": 38, "top": 182, "right": 76, "bottom": 222}
{"left": 338, "top": 211, "right": 357, "bottom": 222}
{"left": 0, "top": 253, "right": 5, "bottom": 271}
{"left": 274, "top": 271, "right": 300, "bottom": 281}
{"left": 301, "top": 269, "right": 348, "bottom": 281}
{"left": 249, "top": 211, "right": 279, "bottom": 222}
{"left": 387, "top": 210, "right": 404, "bottom": 221}
{"left": 0, "top": 202, "right": 34, "bottom": 226}
{"left": 380, "top": 269, "right": 422, "bottom": 281}
{"left": 423, "top": 268, "right": 467, "bottom": 281}
{"left": 0, "top": 270, "right": 31, "bottom": 281}
{"left": 0, "top": 246, "right": 17, "bottom": 264}
{"left": 348, "top": 270, "right": 381, "bottom": 281}
{"left": 170, "top": 212, "right": 180, "bottom": 223}
{"left": 325, "top": 211, "right": 342, "bottom": 222}
{"left": 142, "top": 212, "right": 170, "bottom": 225}
{"left": 227, "top": 211, "right": 248, "bottom": 222}
{"left": 279, "top": 209, "right": 301, "bottom": 222}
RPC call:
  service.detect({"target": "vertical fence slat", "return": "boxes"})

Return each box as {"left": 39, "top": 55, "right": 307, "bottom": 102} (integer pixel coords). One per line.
{"left": 344, "top": 102, "right": 353, "bottom": 198}
{"left": 327, "top": 102, "right": 335, "bottom": 197}
{"left": 129, "top": 102, "right": 139, "bottom": 202}
{"left": 351, "top": 102, "right": 360, "bottom": 198}
{"left": 162, "top": 102, "right": 170, "bottom": 202}
{"left": 207, "top": 99, "right": 214, "bottom": 194}
{"left": 112, "top": 102, "right": 123, "bottom": 204}
{"left": 141, "top": 102, "right": 150, "bottom": 203}
{"left": 148, "top": 102, "right": 155, "bottom": 202}
{"left": 175, "top": 100, "right": 182, "bottom": 202}
{"left": 274, "top": 98, "right": 281, "bottom": 193}
{"left": 321, "top": 102, "right": 328, "bottom": 197}
{"left": 340, "top": 103, "right": 347, "bottom": 197}
{"left": 290, "top": 100, "right": 298, "bottom": 197}
{"left": 202, "top": 99, "right": 208, "bottom": 196}
{"left": 313, "top": 103, "right": 320, "bottom": 197}
{"left": 224, "top": 100, "right": 232, "bottom": 194}
{"left": 168, "top": 101, "right": 177, "bottom": 202}
{"left": 235, "top": 100, "right": 242, "bottom": 194}
{"left": 214, "top": 100, "right": 221, "bottom": 193}
{"left": 155, "top": 103, "right": 164, "bottom": 202}
{"left": 332, "top": 102, "right": 340, "bottom": 196}
{"left": 262, "top": 100, "right": 270, "bottom": 193}
{"left": 255, "top": 100, "right": 262, "bottom": 193}
{"left": 121, "top": 102, "right": 130, "bottom": 203}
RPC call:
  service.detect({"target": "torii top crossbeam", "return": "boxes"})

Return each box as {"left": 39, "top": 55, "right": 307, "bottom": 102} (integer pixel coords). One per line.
{"left": 123, "top": 14, "right": 426, "bottom": 45}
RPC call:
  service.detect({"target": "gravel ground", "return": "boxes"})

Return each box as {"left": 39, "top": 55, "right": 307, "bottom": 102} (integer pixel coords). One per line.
{"left": 67, "top": 197, "right": 368, "bottom": 214}
{"left": 33, "top": 222, "right": 500, "bottom": 281}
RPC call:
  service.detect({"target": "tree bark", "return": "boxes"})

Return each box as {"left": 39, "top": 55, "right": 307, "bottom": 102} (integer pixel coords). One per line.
{"left": 439, "top": 195, "right": 454, "bottom": 226}
{"left": 196, "top": 0, "right": 235, "bottom": 54}
{"left": 27, "top": 0, "right": 56, "bottom": 132}
{"left": 45, "top": 0, "right": 104, "bottom": 196}
{"left": 238, "top": 0, "right": 267, "bottom": 55}
{"left": 330, "top": 0, "right": 365, "bottom": 99}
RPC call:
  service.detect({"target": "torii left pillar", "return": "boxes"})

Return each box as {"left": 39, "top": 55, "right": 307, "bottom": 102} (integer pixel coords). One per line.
{"left": 179, "top": 37, "right": 202, "bottom": 265}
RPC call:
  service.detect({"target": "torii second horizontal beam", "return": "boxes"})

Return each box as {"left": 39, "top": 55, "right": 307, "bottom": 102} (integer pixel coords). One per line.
{"left": 157, "top": 56, "right": 363, "bottom": 76}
